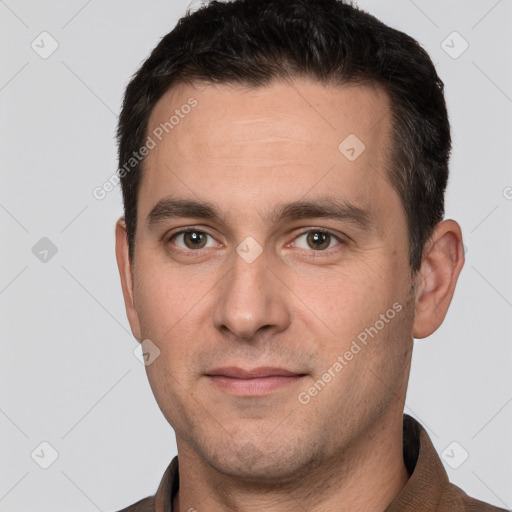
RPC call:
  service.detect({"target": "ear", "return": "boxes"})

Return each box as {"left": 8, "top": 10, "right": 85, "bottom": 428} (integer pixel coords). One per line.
{"left": 115, "top": 218, "right": 142, "bottom": 341}
{"left": 412, "top": 219, "right": 465, "bottom": 339}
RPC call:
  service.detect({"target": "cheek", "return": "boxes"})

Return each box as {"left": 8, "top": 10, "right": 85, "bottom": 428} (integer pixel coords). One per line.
{"left": 133, "top": 271, "right": 193, "bottom": 373}
{"left": 292, "top": 261, "right": 405, "bottom": 347}
{"left": 132, "top": 255, "right": 221, "bottom": 377}
{"left": 133, "top": 250, "right": 207, "bottom": 335}
{"left": 134, "top": 271, "right": 175, "bottom": 339}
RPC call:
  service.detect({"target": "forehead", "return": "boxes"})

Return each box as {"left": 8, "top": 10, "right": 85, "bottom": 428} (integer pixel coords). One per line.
{"left": 147, "top": 78, "right": 391, "bottom": 153}
{"left": 140, "top": 78, "right": 396, "bottom": 225}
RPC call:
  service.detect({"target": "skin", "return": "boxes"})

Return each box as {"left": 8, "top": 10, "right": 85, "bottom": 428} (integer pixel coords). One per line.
{"left": 115, "top": 77, "right": 464, "bottom": 511}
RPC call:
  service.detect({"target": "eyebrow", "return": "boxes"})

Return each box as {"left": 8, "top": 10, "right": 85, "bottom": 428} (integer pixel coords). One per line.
{"left": 146, "top": 196, "right": 373, "bottom": 231}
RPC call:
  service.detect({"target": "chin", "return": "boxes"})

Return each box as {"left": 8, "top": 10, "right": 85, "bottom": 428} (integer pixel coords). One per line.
{"left": 200, "top": 433, "right": 325, "bottom": 484}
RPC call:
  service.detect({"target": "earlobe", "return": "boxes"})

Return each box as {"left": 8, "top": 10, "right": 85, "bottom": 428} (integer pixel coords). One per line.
{"left": 412, "top": 220, "right": 465, "bottom": 339}
{"left": 115, "top": 218, "right": 142, "bottom": 341}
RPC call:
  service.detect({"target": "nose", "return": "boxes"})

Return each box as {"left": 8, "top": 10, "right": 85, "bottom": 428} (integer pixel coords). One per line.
{"left": 212, "top": 245, "right": 291, "bottom": 341}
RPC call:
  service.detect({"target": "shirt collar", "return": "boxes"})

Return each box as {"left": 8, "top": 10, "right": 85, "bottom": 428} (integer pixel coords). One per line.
{"left": 385, "top": 414, "right": 449, "bottom": 511}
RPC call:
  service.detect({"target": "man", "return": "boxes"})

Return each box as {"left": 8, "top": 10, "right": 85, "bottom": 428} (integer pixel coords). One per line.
{"left": 113, "top": 0, "right": 506, "bottom": 510}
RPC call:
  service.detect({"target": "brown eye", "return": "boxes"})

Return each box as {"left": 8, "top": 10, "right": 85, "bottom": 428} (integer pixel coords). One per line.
{"left": 294, "top": 230, "right": 341, "bottom": 251}
{"left": 183, "top": 231, "right": 207, "bottom": 249}
{"left": 306, "top": 231, "right": 331, "bottom": 250}
{"left": 173, "top": 230, "right": 213, "bottom": 250}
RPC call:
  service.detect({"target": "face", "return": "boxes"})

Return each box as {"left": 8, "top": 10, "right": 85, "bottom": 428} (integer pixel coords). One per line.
{"left": 118, "top": 78, "right": 419, "bottom": 482}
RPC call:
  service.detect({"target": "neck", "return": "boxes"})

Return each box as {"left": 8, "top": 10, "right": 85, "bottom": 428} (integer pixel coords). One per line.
{"left": 173, "top": 411, "right": 410, "bottom": 512}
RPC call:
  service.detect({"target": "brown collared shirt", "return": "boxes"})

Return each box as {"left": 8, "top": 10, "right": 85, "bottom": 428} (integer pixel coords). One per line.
{"left": 115, "top": 415, "right": 508, "bottom": 512}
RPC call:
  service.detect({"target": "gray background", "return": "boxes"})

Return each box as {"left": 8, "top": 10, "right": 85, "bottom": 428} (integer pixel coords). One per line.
{"left": 1, "top": 0, "right": 511, "bottom": 510}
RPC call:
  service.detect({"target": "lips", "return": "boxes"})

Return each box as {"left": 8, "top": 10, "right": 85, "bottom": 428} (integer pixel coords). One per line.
{"left": 206, "top": 366, "right": 306, "bottom": 396}
{"left": 207, "top": 366, "right": 303, "bottom": 378}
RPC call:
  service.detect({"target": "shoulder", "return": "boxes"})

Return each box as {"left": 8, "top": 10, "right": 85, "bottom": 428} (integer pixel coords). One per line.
{"left": 440, "top": 482, "right": 509, "bottom": 511}
{"left": 395, "top": 416, "right": 508, "bottom": 512}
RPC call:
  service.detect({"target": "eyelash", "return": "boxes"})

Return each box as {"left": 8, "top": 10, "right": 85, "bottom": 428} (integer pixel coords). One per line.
{"left": 166, "top": 227, "right": 344, "bottom": 257}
